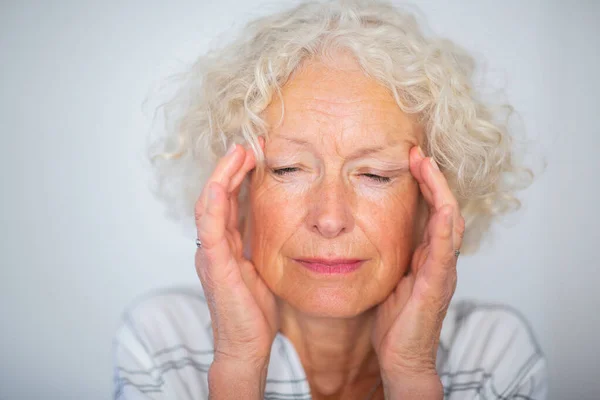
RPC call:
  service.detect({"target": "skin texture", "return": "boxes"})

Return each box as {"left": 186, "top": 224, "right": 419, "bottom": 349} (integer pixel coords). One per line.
{"left": 247, "top": 54, "right": 423, "bottom": 318}
{"left": 195, "top": 51, "right": 464, "bottom": 400}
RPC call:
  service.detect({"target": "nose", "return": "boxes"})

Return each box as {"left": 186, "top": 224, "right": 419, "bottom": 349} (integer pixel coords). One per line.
{"left": 308, "top": 178, "right": 354, "bottom": 238}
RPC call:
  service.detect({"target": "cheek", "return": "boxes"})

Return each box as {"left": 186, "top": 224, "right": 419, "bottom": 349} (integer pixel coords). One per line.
{"left": 248, "top": 178, "right": 303, "bottom": 259}
{"left": 357, "top": 178, "right": 420, "bottom": 260}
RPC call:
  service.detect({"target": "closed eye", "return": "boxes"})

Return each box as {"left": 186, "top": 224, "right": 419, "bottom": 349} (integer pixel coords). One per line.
{"left": 361, "top": 173, "right": 391, "bottom": 183}
{"left": 272, "top": 167, "right": 300, "bottom": 176}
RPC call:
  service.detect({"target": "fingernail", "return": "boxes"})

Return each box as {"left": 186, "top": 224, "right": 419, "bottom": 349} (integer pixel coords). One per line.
{"left": 417, "top": 146, "right": 425, "bottom": 158}
{"left": 226, "top": 143, "right": 236, "bottom": 156}
{"left": 430, "top": 158, "right": 439, "bottom": 171}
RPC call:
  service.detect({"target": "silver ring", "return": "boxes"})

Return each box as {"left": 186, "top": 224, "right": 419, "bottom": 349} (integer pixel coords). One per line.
{"left": 454, "top": 249, "right": 460, "bottom": 258}
{"left": 195, "top": 238, "right": 202, "bottom": 249}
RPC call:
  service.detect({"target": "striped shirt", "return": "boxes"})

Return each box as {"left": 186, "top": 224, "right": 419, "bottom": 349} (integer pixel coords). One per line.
{"left": 113, "top": 287, "right": 547, "bottom": 399}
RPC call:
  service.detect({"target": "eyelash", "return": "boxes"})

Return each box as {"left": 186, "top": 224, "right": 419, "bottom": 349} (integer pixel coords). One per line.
{"left": 272, "top": 168, "right": 391, "bottom": 183}
{"left": 272, "top": 167, "right": 299, "bottom": 176}
{"left": 361, "top": 173, "right": 391, "bottom": 183}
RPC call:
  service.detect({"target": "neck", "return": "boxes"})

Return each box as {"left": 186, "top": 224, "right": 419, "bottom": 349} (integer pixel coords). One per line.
{"left": 279, "top": 301, "right": 382, "bottom": 399}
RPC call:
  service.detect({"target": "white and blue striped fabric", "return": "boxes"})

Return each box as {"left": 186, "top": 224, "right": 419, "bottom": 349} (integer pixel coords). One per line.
{"left": 113, "top": 287, "right": 547, "bottom": 399}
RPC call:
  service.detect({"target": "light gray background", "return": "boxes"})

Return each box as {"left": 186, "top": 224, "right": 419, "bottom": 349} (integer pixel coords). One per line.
{"left": 1, "top": 0, "right": 599, "bottom": 399}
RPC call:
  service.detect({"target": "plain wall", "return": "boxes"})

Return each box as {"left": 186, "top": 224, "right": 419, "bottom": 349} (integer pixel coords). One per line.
{"left": 1, "top": 0, "right": 598, "bottom": 399}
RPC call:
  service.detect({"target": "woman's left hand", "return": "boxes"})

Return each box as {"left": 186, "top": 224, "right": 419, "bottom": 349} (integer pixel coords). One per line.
{"left": 371, "top": 146, "right": 465, "bottom": 399}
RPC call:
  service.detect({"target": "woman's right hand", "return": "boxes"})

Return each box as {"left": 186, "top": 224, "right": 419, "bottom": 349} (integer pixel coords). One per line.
{"left": 194, "top": 140, "right": 279, "bottom": 369}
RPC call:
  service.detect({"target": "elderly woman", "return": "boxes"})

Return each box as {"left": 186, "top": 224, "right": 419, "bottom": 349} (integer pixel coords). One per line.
{"left": 113, "top": 1, "right": 547, "bottom": 399}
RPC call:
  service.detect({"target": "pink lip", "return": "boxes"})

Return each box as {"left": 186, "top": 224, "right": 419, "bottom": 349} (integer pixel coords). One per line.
{"left": 294, "top": 258, "right": 365, "bottom": 274}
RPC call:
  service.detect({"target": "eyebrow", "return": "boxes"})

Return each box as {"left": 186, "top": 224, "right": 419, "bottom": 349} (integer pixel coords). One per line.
{"left": 274, "top": 135, "right": 414, "bottom": 159}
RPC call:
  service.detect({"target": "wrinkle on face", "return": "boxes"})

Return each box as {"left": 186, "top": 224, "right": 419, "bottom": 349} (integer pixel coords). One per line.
{"left": 246, "top": 52, "right": 424, "bottom": 316}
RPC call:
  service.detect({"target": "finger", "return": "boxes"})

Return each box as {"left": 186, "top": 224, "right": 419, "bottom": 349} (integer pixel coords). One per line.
{"left": 228, "top": 146, "right": 257, "bottom": 193}
{"left": 409, "top": 146, "right": 426, "bottom": 183}
{"left": 227, "top": 146, "right": 259, "bottom": 231}
{"left": 227, "top": 188, "right": 240, "bottom": 233}
{"left": 226, "top": 136, "right": 265, "bottom": 235}
{"left": 453, "top": 212, "right": 466, "bottom": 252}
{"left": 409, "top": 146, "right": 434, "bottom": 205}
{"left": 195, "top": 144, "right": 245, "bottom": 223}
{"left": 427, "top": 205, "right": 454, "bottom": 263}
{"left": 417, "top": 154, "right": 464, "bottom": 250}
{"left": 196, "top": 182, "right": 237, "bottom": 280}
{"left": 210, "top": 144, "right": 245, "bottom": 190}
{"left": 421, "top": 205, "right": 457, "bottom": 290}
{"left": 197, "top": 182, "right": 228, "bottom": 249}
{"left": 226, "top": 185, "right": 245, "bottom": 252}
{"left": 418, "top": 155, "right": 456, "bottom": 212}
{"left": 419, "top": 183, "right": 434, "bottom": 208}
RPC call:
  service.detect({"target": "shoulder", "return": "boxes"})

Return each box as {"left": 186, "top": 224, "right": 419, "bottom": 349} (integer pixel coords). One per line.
{"left": 112, "top": 287, "right": 214, "bottom": 399}
{"left": 112, "top": 287, "right": 305, "bottom": 399}
{"left": 438, "top": 300, "right": 548, "bottom": 399}
{"left": 117, "top": 286, "right": 213, "bottom": 345}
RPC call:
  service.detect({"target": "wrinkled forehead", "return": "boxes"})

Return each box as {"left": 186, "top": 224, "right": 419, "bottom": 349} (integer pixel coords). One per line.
{"left": 263, "top": 55, "right": 422, "bottom": 152}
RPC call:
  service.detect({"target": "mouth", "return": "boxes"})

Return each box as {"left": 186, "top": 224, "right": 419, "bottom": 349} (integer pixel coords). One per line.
{"left": 293, "top": 257, "right": 366, "bottom": 274}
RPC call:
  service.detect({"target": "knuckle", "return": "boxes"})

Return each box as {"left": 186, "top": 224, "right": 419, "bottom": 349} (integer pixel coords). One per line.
{"left": 437, "top": 215, "right": 453, "bottom": 239}
{"left": 423, "top": 280, "right": 454, "bottom": 313}
{"left": 196, "top": 221, "right": 210, "bottom": 241}
{"left": 433, "top": 249, "right": 455, "bottom": 267}
{"left": 455, "top": 214, "right": 466, "bottom": 237}
{"left": 194, "top": 204, "right": 204, "bottom": 225}
{"left": 197, "top": 234, "right": 218, "bottom": 255}
{"left": 196, "top": 226, "right": 219, "bottom": 252}
{"left": 205, "top": 191, "right": 224, "bottom": 217}
{"left": 445, "top": 202, "right": 458, "bottom": 215}
{"left": 440, "top": 255, "right": 455, "bottom": 269}
{"left": 194, "top": 193, "right": 207, "bottom": 224}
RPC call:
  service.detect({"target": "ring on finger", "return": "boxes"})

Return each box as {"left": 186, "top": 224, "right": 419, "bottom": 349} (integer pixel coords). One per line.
{"left": 196, "top": 238, "right": 202, "bottom": 249}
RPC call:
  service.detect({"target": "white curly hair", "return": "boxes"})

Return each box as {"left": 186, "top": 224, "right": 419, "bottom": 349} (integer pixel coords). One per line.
{"left": 146, "top": 0, "right": 533, "bottom": 254}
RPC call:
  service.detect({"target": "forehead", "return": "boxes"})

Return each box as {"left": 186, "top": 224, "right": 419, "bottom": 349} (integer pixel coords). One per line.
{"left": 264, "top": 53, "right": 421, "bottom": 148}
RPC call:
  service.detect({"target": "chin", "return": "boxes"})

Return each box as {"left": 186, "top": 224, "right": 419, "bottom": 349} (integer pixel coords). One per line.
{"left": 284, "top": 286, "right": 380, "bottom": 318}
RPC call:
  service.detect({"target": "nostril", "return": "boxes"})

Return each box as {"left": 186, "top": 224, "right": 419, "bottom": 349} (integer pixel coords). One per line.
{"left": 309, "top": 183, "right": 354, "bottom": 237}
{"left": 314, "top": 215, "right": 347, "bottom": 238}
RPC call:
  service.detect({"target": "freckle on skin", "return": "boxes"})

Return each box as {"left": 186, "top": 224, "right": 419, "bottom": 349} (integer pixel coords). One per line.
{"left": 247, "top": 53, "right": 422, "bottom": 317}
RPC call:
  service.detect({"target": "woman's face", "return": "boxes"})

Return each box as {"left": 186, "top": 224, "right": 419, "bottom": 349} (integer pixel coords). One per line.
{"left": 246, "top": 54, "right": 423, "bottom": 318}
